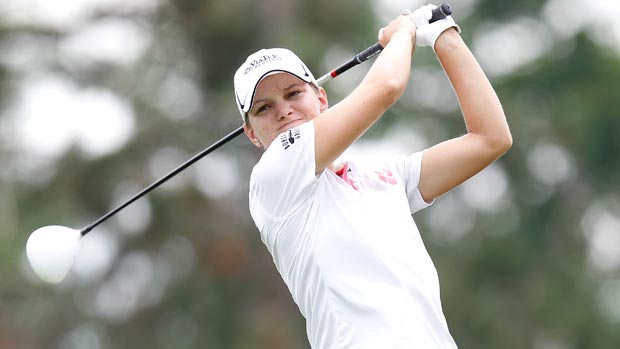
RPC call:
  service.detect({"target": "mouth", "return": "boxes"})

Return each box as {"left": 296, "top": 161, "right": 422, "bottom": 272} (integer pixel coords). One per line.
{"left": 278, "top": 119, "right": 303, "bottom": 133}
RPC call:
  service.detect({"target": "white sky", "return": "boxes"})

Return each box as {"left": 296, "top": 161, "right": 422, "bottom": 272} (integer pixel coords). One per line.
{"left": 0, "top": 0, "right": 160, "bottom": 29}
{"left": 60, "top": 18, "right": 151, "bottom": 66}
{"left": 8, "top": 75, "right": 135, "bottom": 158}
{"left": 474, "top": 0, "right": 620, "bottom": 77}
{"left": 0, "top": 0, "right": 154, "bottom": 161}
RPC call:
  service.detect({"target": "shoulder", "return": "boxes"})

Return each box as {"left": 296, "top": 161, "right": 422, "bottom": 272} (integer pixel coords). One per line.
{"left": 250, "top": 121, "right": 318, "bottom": 192}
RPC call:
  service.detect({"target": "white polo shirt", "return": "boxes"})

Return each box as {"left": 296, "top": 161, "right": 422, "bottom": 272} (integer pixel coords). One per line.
{"left": 248, "top": 121, "right": 458, "bottom": 349}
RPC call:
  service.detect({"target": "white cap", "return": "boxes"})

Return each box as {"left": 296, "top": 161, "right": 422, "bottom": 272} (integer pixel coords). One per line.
{"left": 234, "top": 48, "right": 317, "bottom": 122}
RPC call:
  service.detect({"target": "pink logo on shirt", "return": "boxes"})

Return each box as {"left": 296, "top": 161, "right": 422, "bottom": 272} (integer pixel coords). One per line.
{"left": 336, "top": 163, "right": 397, "bottom": 191}
{"left": 375, "top": 169, "right": 397, "bottom": 185}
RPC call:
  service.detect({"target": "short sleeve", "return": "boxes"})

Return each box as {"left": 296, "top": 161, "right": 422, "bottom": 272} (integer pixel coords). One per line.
{"left": 393, "top": 151, "right": 434, "bottom": 214}
{"left": 248, "top": 121, "right": 318, "bottom": 231}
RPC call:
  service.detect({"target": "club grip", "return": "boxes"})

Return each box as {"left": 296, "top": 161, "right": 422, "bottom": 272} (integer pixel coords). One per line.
{"left": 356, "top": 43, "right": 383, "bottom": 63}
{"left": 431, "top": 3, "right": 452, "bottom": 22}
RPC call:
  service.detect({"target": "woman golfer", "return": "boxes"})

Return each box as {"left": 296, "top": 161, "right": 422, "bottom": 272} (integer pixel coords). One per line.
{"left": 233, "top": 4, "right": 512, "bottom": 348}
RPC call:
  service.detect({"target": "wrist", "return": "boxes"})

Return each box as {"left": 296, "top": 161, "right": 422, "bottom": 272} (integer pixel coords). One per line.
{"left": 434, "top": 28, "right": 461, "bottom": 52}
{"left": 391, "top": 30, "right": 415, "bottom": 46}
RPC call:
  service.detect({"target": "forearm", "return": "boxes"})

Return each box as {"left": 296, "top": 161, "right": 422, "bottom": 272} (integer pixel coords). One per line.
{"left": 331, "top": 31, "right": 414, "bottom": 139}
{"left": 414, "top": 10, "right": 512, "bottom": 201}
{"left": 314, "top": 30, "right": 414, "bottom": 171}
{"left": 358, "top": 31, "right": 414, "bottom": 108}
{"left": 435, "top": 30, "right": 512, "bottom": 149}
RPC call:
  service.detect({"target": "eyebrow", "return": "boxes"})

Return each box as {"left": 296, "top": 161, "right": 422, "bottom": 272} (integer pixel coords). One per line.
{"left": 252, "top": 83, "right": 303, "bottom": 106}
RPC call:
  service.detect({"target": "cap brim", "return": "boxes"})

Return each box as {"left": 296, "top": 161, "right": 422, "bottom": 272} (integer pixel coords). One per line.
{"left": 240, "top": 70, "right": 315, "bottom": 114}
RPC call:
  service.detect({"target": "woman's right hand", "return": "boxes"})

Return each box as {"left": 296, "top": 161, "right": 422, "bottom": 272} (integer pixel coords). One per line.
{"left": 378, "top": 11, "right": 417, "bottom": 49}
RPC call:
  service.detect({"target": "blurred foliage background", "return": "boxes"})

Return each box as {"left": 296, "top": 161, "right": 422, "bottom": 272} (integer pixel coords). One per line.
{"left": 1, "top": 0, "right": 620, "bottom": 348}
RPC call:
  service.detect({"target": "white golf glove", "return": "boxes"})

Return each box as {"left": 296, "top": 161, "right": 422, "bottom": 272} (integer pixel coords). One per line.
{"left": 411, "top": 4, "right": 461, "bottom": 49}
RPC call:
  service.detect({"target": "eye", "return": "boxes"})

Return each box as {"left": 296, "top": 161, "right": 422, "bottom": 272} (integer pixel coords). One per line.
{"left": 287, "top": 90, "right": 303, "bottom": 99}
{"left": 254, "top": 104, "right": 271, "bottom": 115}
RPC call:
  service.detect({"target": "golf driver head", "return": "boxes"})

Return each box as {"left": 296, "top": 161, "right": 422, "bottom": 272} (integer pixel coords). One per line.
{"left": 26, "top": 225, "right": 82, "bottom": 283}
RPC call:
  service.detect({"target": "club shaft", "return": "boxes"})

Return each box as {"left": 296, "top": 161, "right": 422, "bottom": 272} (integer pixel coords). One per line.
{"left": 80, "top": 3, "right": 453, "bottom": 236}
{"left": 80, "top": 127, "right": 244, "bottom": 235}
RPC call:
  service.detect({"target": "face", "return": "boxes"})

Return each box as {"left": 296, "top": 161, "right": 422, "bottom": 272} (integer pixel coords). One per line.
{"left": 243, "top": 73, "right": 328, "bottom": 149}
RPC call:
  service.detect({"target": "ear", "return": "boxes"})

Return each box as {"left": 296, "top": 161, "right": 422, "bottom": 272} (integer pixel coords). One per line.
{"left": 318, "top": 87, "right": 329, "bottom": 113}
{"left": 243, "top": 123, "right": 262, "bottom": 148}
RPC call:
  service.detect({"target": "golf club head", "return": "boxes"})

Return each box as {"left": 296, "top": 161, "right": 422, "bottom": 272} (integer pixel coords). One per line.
{"left": 26, "top": 225, "right": 82, "bottom": 283}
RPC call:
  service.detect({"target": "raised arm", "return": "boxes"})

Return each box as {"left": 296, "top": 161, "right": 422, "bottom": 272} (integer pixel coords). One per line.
{"left": 417, "top": 27, "right": 512, "bottom": 202}
{"left": 313, "top": 15, "right": 416, "bottom": 173}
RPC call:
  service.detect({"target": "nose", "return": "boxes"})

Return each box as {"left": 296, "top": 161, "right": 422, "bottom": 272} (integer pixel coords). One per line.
{"left": 276, "top": 103, "right": 293, "bottom": 120}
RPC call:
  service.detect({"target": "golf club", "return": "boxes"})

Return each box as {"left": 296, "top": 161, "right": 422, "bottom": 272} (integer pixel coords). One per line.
{"left": 26, "top": 3, "right": 453, "bottom": 283}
